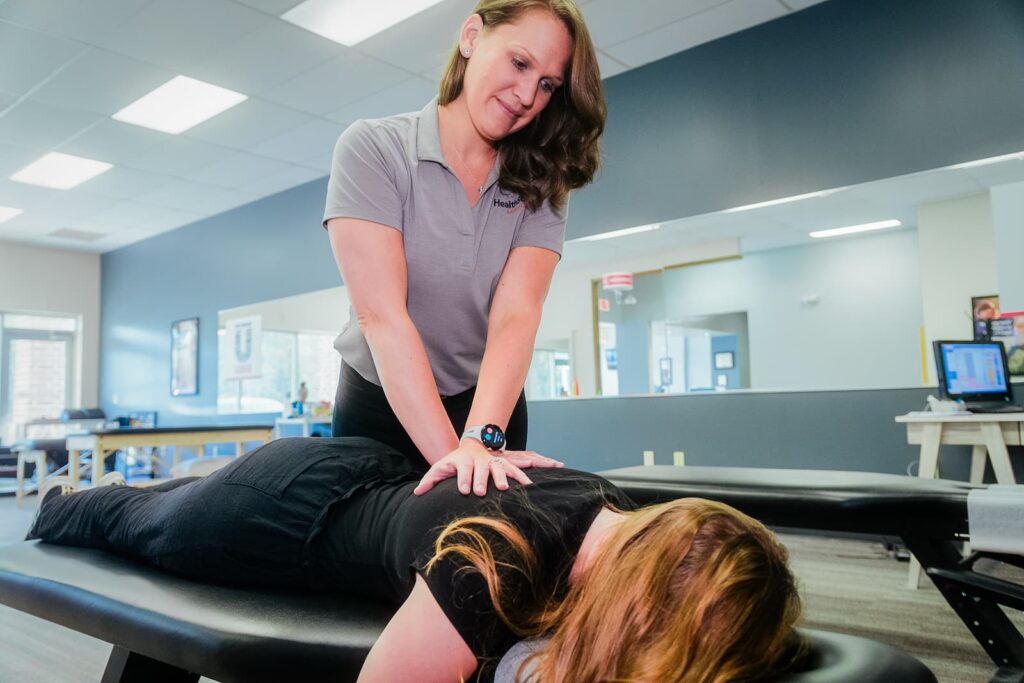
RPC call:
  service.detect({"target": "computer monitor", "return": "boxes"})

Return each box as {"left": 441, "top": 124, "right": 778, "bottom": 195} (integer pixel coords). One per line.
{"left": 933, "top": 340, "right": 1015, "bottom": 404}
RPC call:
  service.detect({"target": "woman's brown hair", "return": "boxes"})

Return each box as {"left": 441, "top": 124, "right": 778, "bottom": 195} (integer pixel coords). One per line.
{"left": 428, "top": 497, "right": 806, "bottom": 682}
{"left": 438, "top": 0, "right": 606, "bottom": 213}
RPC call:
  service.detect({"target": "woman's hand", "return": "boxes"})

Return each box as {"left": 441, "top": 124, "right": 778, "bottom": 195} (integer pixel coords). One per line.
{"left": 413, "top": 441, "right": 564, "bottom": 497}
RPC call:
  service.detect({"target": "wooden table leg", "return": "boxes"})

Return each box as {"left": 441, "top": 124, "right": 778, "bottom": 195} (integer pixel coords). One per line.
{"left": 69, "top": 449, "right": 81, "bottom": 487}
{"left": 92, "top": 448, "right": 107, "bottom": 486}
{"left": 909, "top": 423, "right": 943, "bottom": 589}
{"left": 235, "top": 441, "right": 244, "bottom": 457}
{"left": 969, "top": 444, "right": 988, "bottom": 484}
{"left": 979, "top": 422, "right": 1017, "bottom": 484}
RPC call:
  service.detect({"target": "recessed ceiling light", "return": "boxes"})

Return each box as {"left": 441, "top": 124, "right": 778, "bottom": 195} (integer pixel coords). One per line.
{"left": 723, "top": 189, "right": 837, "bottom": 214}
{"left": 11, "top": 153, "right": 113, "bottom": 190}
{"left": 809, "top": 219, "right": 902, "bottom": 239}
{"left": 112, "top": 75, "right": 247, "bottom": 134}
{"left": 570, "top": 223, "right": 660, "bottom": 243}
{"left": 0, "top": 206, "right": 24, "bottom": 225}
{"left": 282, "top": 0, "right": 446, "bottom": 46}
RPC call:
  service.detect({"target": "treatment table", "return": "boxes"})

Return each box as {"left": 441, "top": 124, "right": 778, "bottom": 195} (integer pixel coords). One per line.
{"left": 0, "top": 465, "right": 1012, "bottom": 682}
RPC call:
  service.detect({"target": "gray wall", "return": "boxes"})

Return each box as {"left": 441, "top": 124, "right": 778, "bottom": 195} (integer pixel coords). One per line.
{"left": 527, "top": 386, "right": 1023, "bottom": 483}
{"left": 570, "top": 0, "right": 1024, "bottom": 238}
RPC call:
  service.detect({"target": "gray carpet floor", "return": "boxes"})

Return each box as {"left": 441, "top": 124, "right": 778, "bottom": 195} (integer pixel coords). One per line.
{"left": 0, "top": 491, "right": 1012, "bottom": 682}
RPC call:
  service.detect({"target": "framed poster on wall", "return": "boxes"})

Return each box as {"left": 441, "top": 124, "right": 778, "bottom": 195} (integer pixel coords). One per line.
{"left": 171, "top": 317, "right": 199, "bottom": 396}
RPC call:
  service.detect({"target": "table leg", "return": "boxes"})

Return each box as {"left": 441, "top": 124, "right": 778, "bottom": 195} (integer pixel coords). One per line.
{"left": 70, "top": 449, "right": 80, "bottom": 487}
{"left": 235, "top": 442, "right": 244, "bottom": 457}
{"left": 15, "top": 453, "right": 25, "bottom": 507}
{"left": 92, "top": 448, "right": 106, "bottom": 486}
{"left": 979, "top": 422, "right": 1017, "bottom": 484}
{"left": 909, "top": 423, "right": 943, "bottom": 589}
{"left": 969, "top": 444, "right": 988, "bottom": 485}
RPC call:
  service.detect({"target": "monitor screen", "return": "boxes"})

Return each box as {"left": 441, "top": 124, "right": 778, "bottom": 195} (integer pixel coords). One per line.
{"left": 936, "top": 342, "right": 1009, "bottom": 399}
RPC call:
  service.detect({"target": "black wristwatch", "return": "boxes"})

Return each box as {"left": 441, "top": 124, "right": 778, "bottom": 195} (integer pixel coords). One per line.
{"left": 461, "top": 424, "right": 507, "bottom": 451}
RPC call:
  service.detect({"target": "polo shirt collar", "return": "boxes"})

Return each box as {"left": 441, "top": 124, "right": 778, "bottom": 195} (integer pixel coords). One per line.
{"left": 417, "top": 97, "right": 503, "bottom": 194}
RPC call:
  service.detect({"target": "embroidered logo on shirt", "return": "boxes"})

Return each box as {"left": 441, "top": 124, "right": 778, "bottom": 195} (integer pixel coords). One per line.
{"left": 494, "top": 196, "right": 522, "bottom": 213}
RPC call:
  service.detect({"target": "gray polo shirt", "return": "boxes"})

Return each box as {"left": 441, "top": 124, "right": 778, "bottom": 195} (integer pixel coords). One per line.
{"left": 322, "top": 98, "right": 566, "bottom": 397}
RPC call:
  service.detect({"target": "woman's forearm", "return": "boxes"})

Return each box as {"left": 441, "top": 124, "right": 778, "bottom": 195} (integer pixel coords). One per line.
{"left": 363, "top": 314, "right": 461, "bottom": 464}
{"left": 465, "top": 310, "right": 543, "bottom": 432}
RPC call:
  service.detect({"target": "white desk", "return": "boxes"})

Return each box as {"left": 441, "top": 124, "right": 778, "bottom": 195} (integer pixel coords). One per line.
{"left": 273, "top": 416, "right": 331, "bottom": 438}
{"left": 895, "top": 411, "right": 1022, "bottom": 588}
{"left": 895, "top": 412, "right": 1022, "bottom": 485}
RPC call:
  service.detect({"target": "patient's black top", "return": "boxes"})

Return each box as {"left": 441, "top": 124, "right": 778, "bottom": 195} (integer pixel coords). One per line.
{"left": 312, "top": 459, "right": 635, "bottom": 670}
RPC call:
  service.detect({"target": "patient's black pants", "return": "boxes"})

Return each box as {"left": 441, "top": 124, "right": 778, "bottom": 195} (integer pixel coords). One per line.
{"left": 331, "top": 361, "right": 528, "bottom": 466}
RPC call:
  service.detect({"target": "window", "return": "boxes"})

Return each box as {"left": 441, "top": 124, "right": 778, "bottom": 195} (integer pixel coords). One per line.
{"left": 218, "top": 329, "right": 340, "bottom": 414}
{"left": 0, "top": 313, "right": 78, "bottom": 444}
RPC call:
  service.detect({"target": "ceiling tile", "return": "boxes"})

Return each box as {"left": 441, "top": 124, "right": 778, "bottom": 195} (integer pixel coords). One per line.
{"left": 355, "top": 0, "right": 475, "bottom": 75}
{"left": 595, "top": 50, "right": 630, "bottom": 80}
{"left": 0, "top": 21, "right": 85, "bottom": 97}
{"left": 73, "top": 166, "right": 177, "bottom": 201}
{"left": 31, "top": 48, "right": 177, "bottom": 117}
{"left": 604, "top": 0, "right": 787, "bottom": 68}
{"left": 782, "top": 0, "right": 830, "bottom": 11}
{"left": 248, "top": 118, "right": 344, "bottom": 165}
{"left": 582, "top": 0, "right": 727, "bottom": 49}
{"left": 134, "top": 179, "right": 260, "bottom": 215}
{"left": 190, "top": 19, "right": 343, "bottom": 97}
{"left": 125, "top": 136, "right": 233, "bottom": 177}
{"left": 101, "top": 0, "right": 272, "bottom": 72}
{"left": 58, "top": 118, "right": 169, "bottom": 168}
{"left": 0, "top": 142, "right": 46, "bottom": 177}
{"left": 184, "top": 151, "right": 299, "bottom": 189}
{"left": 183, "top": 98, "right": 315, "bottom": 151}
{"left": 90, "top": 199, "right": 172, "bottom": 229}
{"left": 0, "top": 98, "right": 104, "bottom": 149}
{"left": 237, "top": 164, "right": 323, "bottom": 197}
{"left": 324, "top": 78, "right": 436, "bottom": 125}
{"left": 0, "top": 0, "right": 153, "bottom": 46}
{"left": 260, "top": 50, "right": 410, "bottom": 116}
{"left": 231, "top": 0, "right": 305, "bottom": 14}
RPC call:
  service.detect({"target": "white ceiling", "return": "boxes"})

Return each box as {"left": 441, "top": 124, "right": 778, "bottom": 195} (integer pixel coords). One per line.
{"left": 0, "top": 0, "right": 828, "bottom": 252}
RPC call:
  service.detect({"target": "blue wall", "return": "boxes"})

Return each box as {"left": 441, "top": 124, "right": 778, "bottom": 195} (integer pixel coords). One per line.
{"left": 100, "top": 0, "right": 1024, "bottom": 474}
{"left": 570, "top": 0, "right": 1024, "bottom": 238}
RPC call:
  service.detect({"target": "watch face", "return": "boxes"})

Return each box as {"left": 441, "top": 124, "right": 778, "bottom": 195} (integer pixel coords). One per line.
{"left": 481, "top": 424, "right": 506, "bottom": 450}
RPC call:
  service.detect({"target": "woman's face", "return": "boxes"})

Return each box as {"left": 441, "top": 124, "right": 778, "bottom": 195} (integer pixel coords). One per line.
{"left": 460, "top": 10, "right": 573, "bottom": 143}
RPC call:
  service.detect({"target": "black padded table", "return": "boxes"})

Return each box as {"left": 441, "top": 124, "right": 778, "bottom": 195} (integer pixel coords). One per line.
{"left": 0, "top": 541, "right": 935, "bottom": 683}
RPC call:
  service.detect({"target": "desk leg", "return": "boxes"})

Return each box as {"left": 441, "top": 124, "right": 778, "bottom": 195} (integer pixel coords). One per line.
{"left": 969, "top": 445, "right": 988, "bottom": 485}
{"left": 235, "top": 442, "right": 244, "bottom": 457}
{"left": 908, "top": 423, "right": 943, "bottom": 589}
{"left": 92, "top": 449, "right": 106, "bottom": 486}
{"left": 15, "top": 454, "right": 25, "bottom": 507}
{"left": 980, "top": 423, "right": 1017, "bottom": 485}
{"left": 70, "top": 449, "right": 80, "bottom": 487}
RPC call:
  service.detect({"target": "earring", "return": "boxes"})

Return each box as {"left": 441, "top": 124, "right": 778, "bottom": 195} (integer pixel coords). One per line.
{"left": 462, "top": 48, "right": 471, "bottom": 57}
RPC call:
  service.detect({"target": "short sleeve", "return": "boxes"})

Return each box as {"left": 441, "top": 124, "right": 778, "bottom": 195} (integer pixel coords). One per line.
{"left": 322, "top": 120, "right": 403, "bottom": 231}
{"left": 510, "top": 196, "right": 568, "bottom": 257}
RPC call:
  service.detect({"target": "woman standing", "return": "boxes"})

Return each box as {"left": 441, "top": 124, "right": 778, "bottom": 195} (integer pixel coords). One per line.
{"left": 323, "top": 0, "right": 605, "bottom": 496}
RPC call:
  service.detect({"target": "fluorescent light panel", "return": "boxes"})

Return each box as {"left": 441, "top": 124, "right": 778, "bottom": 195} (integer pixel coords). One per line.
{"left": 0, "top": 206, "right": 23, "bottom": 225}
{"left": 113, "top": 76, "right": 247, "bottom": 134}
{"left": 11, "top": 153, "right": 113, "bottom": 190}
{"left": 723, "top": 189, "right": 836, "bottom": 214}
{"left": 283, "top": 0, "right": 446, "bottom": 46}
{"left": 571, "top": 223, "right": 660, "bottom": 243}
{"left": 809, "top": 219, "right": 902, "bottom": 239}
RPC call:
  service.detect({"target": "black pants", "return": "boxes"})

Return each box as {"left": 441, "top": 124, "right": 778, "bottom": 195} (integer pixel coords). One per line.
{"left": 27, "top": 437, "right": 418, "bottom": 589}
{"left": 331, "top": 362, "right": 528, "bottom": 466}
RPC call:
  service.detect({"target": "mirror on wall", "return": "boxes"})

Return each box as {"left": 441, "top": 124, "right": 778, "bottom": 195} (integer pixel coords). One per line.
{"left": 548, "top": 152, "right": 1024, "bottom": 399}
{"left": 217, "top": 287, "right": 350, "bottom": 415}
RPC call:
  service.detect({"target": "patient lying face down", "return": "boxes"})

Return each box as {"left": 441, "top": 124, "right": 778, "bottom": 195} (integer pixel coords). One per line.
{"left": 27, "top": 436, "right": 804, "bottom": 683}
